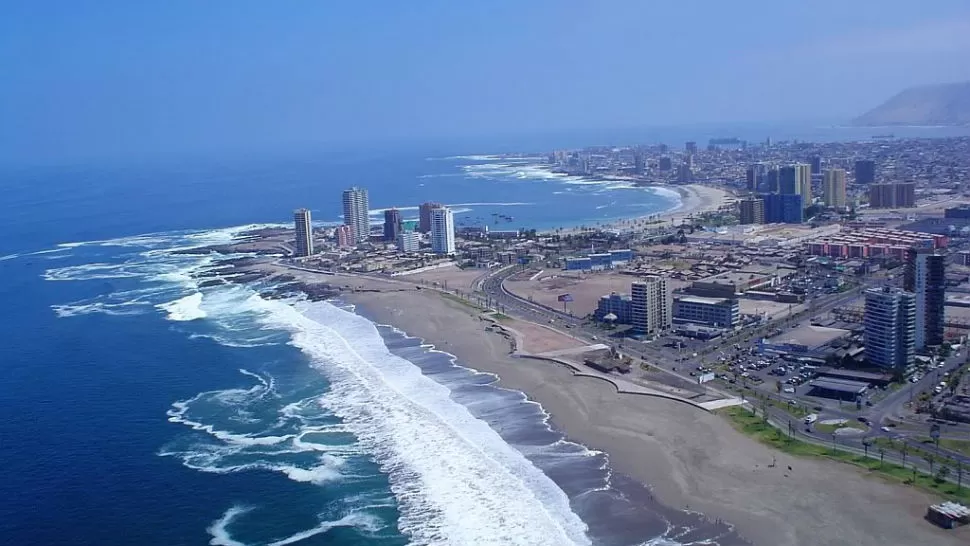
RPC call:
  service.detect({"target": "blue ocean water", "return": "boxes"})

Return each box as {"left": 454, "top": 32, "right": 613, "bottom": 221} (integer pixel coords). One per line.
{"left": 0, "top": 151, "right": 699, "bottom": 546}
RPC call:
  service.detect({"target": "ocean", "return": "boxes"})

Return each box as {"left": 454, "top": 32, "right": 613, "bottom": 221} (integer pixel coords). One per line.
{"left": 0, "top": 151, "right": 707, "bottom": 546}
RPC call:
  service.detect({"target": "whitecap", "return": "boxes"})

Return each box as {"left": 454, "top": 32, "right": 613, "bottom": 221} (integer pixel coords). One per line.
{"left": 207, "top": 506, "right": 252, "bottom": 546}
{"left": 157, "top": 293, "right": 206, "bottom": 321}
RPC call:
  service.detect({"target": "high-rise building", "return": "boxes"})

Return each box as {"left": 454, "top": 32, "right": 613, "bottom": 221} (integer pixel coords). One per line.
{"left": 429, "top": 207, "right": 455, "bottom": 254}
{"left": 677, "top": 163, "right": 692, "bottom": 183}
{"left": 383, "top": 208, "right": 402, "bottom": 241}
{"left": 342, "top": 187, "right": 370, "bottom": 243}
{"left": 293, "top": 208, "right": 313, "bottom": 257}
{"left": 631, "top": 276, "right": 672, "bottom": 336}
{"left": 864, "top": 287, "right": 915, "bottom": 370}
{"left": 868, "top": 183, "right": 916, "bottom": 208}
{"left": 658, "top": 157, "right": 672, "bottom": 171}
{"left": 633, "top": 152, "right": 645, "bottom": 175}
{"left": 684, "top": 154, "right": 694, "bottom": 170}
{"left": 396, "top": 230, "right": 420, "bottom": 253}
{"left": 335, "top": 225, "right": 353, "bottom": 248}
{"left": 778, "top": 166, "right": 798, "bottom": 195}
{"left": 894, "top": 183, "right": 916, "bottom": 208}
{"left": 810, "top": 155, "right": 822, "bottom": 175}
{"left": 746, "top": 164, "right": 766, "bottom": 191}
{"left": 685, "top": 141, "right": 697, "bottom": 154}
{"left": 854, "top": 159, "right": 876, "bottom": 184}
{"left": 418, "top": 201, "right": 443, "bottom": 233}
{"left": 796, "top": 163, "right": 812, "bottom": 205}
{"left": 904, "top": 248, "right": 946, "bottom": 349}
{"left": 855, "top": 160, "right": 876, "bottom": 185}
{"left": 739, "top": 198, "right": 765, "bottom": 225}
{"left": 766, "top": 168, "right": 779, "bottom": 193}
{"left": 762, "top": 193, "right": 803, "bottom": 224}
{"left": 823, "top": 168, "right": 847, "bottom": 209}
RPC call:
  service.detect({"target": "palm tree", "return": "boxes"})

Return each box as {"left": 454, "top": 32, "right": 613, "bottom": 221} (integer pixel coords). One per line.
{"left": 862, "top": 437, "right": 872, "bottom": 458}
{"left": 927, "top": 453, "right": 936, "bottom": 475}
{"left": 900, "top": 444, "right": 908, "bottom": 467}
{"left": 878, "top": 447, "right": 886, "bottom": 468}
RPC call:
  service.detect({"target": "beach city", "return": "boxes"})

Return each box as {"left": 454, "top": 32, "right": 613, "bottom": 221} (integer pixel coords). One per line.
{"left": 271, "top": 135, "right": 970, "bottom": 536}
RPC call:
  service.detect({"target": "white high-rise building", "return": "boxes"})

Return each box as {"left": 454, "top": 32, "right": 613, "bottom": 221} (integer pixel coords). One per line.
{"left": 293, "top": 208, "right": 313, "bottom": 257}
{"left": 864, "top": 287, "right": 915, "bottom": 369}
{"left": 429, "top": 207, "right": 455, "bottom": 254}
{"left": 396, "top": 231, "right": 420, "bottom": 253}
{"left": 631, "top": 276, "right": 672, "bottom": 336}
{"left": 341, "top": 187, "right": 370, "bottom": 243}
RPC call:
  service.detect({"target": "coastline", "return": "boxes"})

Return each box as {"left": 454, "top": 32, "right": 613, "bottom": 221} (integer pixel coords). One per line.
{"left": 335, "top": 277, "right": 965, "bottom": 546}
{"left": 546, "top": 183, "right": 733, "bottom": 235}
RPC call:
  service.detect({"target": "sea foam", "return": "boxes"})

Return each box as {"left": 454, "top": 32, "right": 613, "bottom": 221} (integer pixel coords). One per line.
{"left": 255, "top": 297, "right": 592, "bottom": 546}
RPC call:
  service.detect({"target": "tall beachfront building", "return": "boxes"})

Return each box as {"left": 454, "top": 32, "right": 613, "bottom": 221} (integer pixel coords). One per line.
{"left": 823, "top": 168, "right": 847, "bottom": 209}
{"left": 429, "top": 207, "right": 455, "bottom": 254}
{"left": 419, "top": 202, "right": 443, "bottom": 233}
{"left": 293, "top": 208, "right": 313, "bottom": 257}
{"left": 383, "top": 208, "right": 402, "bottom": 241}
{"left": 864, "top": 287, "right": 915, "bottom": 369}
{"left": 631, "top": 276, "right": 672, "bottom": 336}
{"left": 904, "top": 248, "right": 946, "bottom": 349}
{"left": 342, "top": 187, "right": 370, "bottom": 243}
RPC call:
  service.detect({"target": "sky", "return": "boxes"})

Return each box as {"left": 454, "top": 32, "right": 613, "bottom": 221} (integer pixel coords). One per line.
{"left": 2, "top": 0, "right": 970, "bottom": 163}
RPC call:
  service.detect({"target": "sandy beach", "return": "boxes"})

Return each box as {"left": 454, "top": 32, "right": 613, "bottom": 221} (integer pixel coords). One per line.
{"left": 544, "top": 183, "right": 733, "bottom": 235}
{"left": 340, "top": 277, "right": 967, "bottom": 546}
{"left": 660, "top": 184, "right": 734, "bottom": 224}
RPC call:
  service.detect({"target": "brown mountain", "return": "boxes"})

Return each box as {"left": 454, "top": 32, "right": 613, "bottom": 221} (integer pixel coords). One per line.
{"left": 853, "top": 81, "right": 970, "bottom": 126}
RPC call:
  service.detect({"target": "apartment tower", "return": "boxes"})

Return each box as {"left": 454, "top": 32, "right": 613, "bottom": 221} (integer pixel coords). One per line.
{"left": 904, "top": 248, "right": 946, "bottom": 349}
{"left": 341, "top": 187, "right": 370, "bottom": 243}
{"left": 293, "top": 208, "right": 313, "bottom": 257}
{"left": 631, "top": 276, "right": 672, "bottom": 336}
{"left": 429, "top": 207, "right": 456, "bottom": 254}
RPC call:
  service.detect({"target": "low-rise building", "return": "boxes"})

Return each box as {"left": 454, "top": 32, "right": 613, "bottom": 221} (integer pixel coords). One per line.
{"left": 688, "top": 270, "right": 776, "bottom": 298}
{"left": 595, "top": 292, "right": 633, "bottom": 323}
{"left": 673, "top": 295, "right": 740, "bottom": 328}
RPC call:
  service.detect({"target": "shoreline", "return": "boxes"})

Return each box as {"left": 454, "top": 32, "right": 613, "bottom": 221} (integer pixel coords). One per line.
{"left": 332, "top": 276, "right": 965, "bottom": 546}
{"left": 543, "top": 183, "right": 733, "bottom": 235}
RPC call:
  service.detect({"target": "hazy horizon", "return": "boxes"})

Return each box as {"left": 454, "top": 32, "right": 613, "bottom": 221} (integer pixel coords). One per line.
{"left": 3, "top": 1, "right": 970, "bottom": 163}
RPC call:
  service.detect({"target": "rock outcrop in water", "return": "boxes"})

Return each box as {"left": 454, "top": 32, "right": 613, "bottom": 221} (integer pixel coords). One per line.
{"left": 853, "top": 81, "right": 970, "bottom": 126}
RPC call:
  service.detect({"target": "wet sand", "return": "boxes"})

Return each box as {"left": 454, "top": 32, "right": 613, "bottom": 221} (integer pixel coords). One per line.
{"left": 343, "top": 279, "right": 967, "bottom": 546}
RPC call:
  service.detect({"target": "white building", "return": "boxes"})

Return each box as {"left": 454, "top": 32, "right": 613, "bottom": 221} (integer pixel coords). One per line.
{"left": 631, "top": 276, "right": 672, "bottom": 336}
{"left": 396, "top": 230, "right": 420, "bottom": 253}
{"left": 430, "top": 207, "right": 456, "bottom": 254}
{"left": 864, "top": 287, "right": 915, "bottom": 369}
{"left": 341, "top": 186, "right": 370, "bottom": 243}
{"left": 293, "top": 208, "right": 313, "bottom": 257}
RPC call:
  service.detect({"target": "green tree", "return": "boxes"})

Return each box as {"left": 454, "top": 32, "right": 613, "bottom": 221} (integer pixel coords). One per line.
{"left": 936, "top": 465, "right": 951, "bottom": 484}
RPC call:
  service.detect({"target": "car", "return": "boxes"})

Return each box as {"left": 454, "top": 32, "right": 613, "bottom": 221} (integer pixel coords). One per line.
{"left": 881, "top": 426, "right": 892, "bottom": 433}
{"left": 783, "top": 386, "right": 795, "bottom": 393}
{"left": 857, "top": 417, "right": 869, "bottom": 424}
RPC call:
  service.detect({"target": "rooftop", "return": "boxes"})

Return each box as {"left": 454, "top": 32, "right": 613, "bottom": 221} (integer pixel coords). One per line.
{"left": 808, "top": 378, "right": 870, "bottom": 394}
{"left": 774, "top": 324, "right": 851, "bottom": 350}
{"left": 675, "top": 295, "right": 733, "bottom": 305}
